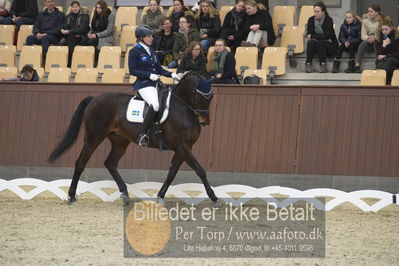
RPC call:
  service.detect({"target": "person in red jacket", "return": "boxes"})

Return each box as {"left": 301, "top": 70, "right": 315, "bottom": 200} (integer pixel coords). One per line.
{"left": 375, "top": 20, "right": 399, "bottom": 85}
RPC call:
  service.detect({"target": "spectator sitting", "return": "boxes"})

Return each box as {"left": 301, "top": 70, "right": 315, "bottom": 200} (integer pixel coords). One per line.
{"left": 169, "top": 16, "right": 200, "bottom": 68}
{"left": 60, "top": 1, "right": 90, "bottom": 67}
{"left": 2, "top": 0, "right": 38, "bottom": 30}
{"left": 195, "top": 0, "right": 221, "bottom": 53}
{"left": 152, "top": 17, "right": 175, "bottom": 66}
{"left": 177, "top": 41, "right": 207, "bottom": 76}
{"left": 375, "top": 20, "right": 399, "bottom": 85}
{"left": 81, "top": 0, "right": 114, "bottom": 64}
{"left": 332, "top": 10, "right": 361, "bottom": 73}
{"left": 167, "top": 0, "right": 194, "bottom": 33}
{"left": 304, "top": 2, "right": 338, "bottom": 73}
{"left": 241, "top": 0, "right": 275, "bottom": 47}
{"left": 2, "top": 64, "right": 39, "bottom": 81}
{"left": 221, "top": 0, "right": 247, "bottom": 54}
{"left": 209, "top": 38, "right": 239, "bottom": 84}
{"left": 142, "top": 0, "right": 165, "bottom": 31}
{"left": 355, "top": 4, "right": 389, "bottom": 73}
{"left": 26, "top": 0, "right": 64, "bottom": 63}
{"left": 0, "top": 0, "right": 11, "bottom": 24}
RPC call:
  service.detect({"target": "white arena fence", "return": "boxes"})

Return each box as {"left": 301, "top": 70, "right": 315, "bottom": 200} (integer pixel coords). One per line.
{"left": 0, "top": 178, "right": 398, "bottom": 212}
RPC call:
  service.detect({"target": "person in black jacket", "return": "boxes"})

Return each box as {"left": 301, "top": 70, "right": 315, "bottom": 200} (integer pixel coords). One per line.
{"left": 221, "top": 0, "right": 247, "bottom": 53}
{"left": 60, "top": 1, "right": 90, "bottom": 67}
{"left": 210, "top": 38, "right": 239, "bottom": 84}
{"left": 152, "top": 17, "right": 175, "bottom": 66}
{"left": 26, "top": 0, "right": 64, "bottom": 62}
{"left": 305, "top": 2, "right": 338, "bottom": 73}
{"left": 332, "top": 10, "right": 362, "bottom": 73}
{"left": 195, "top": 0, "right": 221, "bottom": 53}
{"left": 241, "top": 0, "right": 275, "bottom": 47}
{"left": 177, "top": 41, "right": 207, "bottom": 76}
{"left": 2, "top": 0, "right": 38, "bottom": 29}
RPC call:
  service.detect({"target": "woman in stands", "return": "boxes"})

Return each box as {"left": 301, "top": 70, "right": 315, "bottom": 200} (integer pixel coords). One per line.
{"left": 304, "top": 2, "right": 338, "bottom": 73}
{"left": 240, "top": 0, "right": 275, "bottom": 47}
{"left": 152, "top": 17, "right": 175, "bottom": 66}
{"left": 375, "top": 20, "right": 399, "bottom": 85}
{"left": 354, "top": 4, "right": 388, "bottom": 73}
{"left": 177, "top": 41, "right": 207, "bottom": 76}
{"left": 195, "top": 0, "right": 221, "bottom": 53}
{"left": 128, "top": 25, "right": 179, "bottom": 146}
{"left": 83, "top": 0, "right": 114, "bottom": 63}
{"left": 60, "top": 1, "right": 90, "bottom": 67}
{"left": 209, "top": 38, "right": 239, "bottom": 84}
{"left": 169, "top": 16, "right": 200, "bottom": 68}
{"left": 2, "top": 0, "right": 37, "bottom": 29}
{"left": 332, "top": 10, "right": 361, "bottom": 73}
{"left": 0, "top": 0, "right": 11, "bottom": 24}
{"left": 142, "top": 0, "right": 165, "bottom": 31}
{"left": 167, "top": 0, "right": 194, "bottom": 33}
{"left": 221, "top": 0, "right": 247, "bottom": 54}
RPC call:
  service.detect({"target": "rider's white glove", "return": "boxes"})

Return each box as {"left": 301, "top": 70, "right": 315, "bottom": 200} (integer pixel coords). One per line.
{"left": 171, "top": 73, "right": 178, "bottom": 80}
{"left": 150, "top": 74, "right": 159, "bottom": 81}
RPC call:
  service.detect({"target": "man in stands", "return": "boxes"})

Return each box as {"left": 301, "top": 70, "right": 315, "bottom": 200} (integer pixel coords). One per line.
{"left": 25, "top": 0, "right": 64, "bottom": 63}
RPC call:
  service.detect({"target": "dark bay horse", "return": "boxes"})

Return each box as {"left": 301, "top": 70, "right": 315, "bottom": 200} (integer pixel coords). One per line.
{"left": 48, "top": 72, "right": 218, "bottom": 205}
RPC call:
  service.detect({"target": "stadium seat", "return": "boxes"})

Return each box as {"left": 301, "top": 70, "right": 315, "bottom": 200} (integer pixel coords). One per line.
{"left": 298, "top": 5, "right": 314, "bottom": 27}
{"left": 140, "top": 6, "right": 164, "bottom": 20}
{"left": 0, "top": 25, "right": 15, "bottom": 46}
{"left": 17, "top": 25, "right": 33, "bottom": 51}
{"left": 262, "top": 47, "right": 287, "bottom": 74}
{"left": 360, "top": 69, "right": 386, "bottom": 86}
{"left": 44, "top": 46, "right": 68, "bottom": 72}
{"left": 272, "top": 6, "right": 295, "bottom": 36}
{"left": 120, "top": 25, "right": 136, "bottom": 52}
{"left": 19, "top": 45, "right": 42, "bottom": 71}
{"left": 243, "top": 69, "right": 267, "bottom": 85}
{"left": 71, "top": 46, "right": 95, "bottom": 73}
{"left": 0, "top": 45, "right": 16, "bottom": 67}
{"left": 35, "top": 67, "right": 44, "bottom": 79}
{"left": 129, "top": 75, "right": 137, "bottom": 83}
{"left": 75, "top": 68, "right": 98, "bottom": 83}
{"left": 48, "top": 67, "right": 71, "bottom": 82}
{"left": 101, "top": 68, "right": 125, "bottom": 83}
{"left": 124, "top": 46, "right": 134, "bottom": 74}
{"left": 114, "top": 6, "right": 138, "bottom": 34}
{"left": 235, "top": 47, "right": 258, "bottom": 76}
{"left": 160, "top": 67, "right": 176, "bottom": 84}
{"left": 392, "top": 70, "right": 399, "bottom": 86}
{"left": 0, "top": 66, "right": 17, "bottom": 79}
{"left": 219, "top": 6, "right": 233, "bottom": 25}
{"left": 97, "top": 46, "right": 121, "bottom": 73}
{"left": 281, "top": 26, "right": 305, "bottom": 67}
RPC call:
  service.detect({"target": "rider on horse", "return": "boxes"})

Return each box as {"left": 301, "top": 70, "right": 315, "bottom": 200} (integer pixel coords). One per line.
{"left": 128, "top": 25, "right": 179, "bottom": 146}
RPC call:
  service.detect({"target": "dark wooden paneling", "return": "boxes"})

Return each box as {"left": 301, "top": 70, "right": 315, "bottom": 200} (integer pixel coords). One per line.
{"left": 209, "top": 86, "right": 300, "bottom": 173}
{"left": 296, "top": 87, "right": 399, "bottom": 176}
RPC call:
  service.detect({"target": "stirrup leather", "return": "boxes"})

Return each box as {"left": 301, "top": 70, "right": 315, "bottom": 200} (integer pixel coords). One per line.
{"left": 138, "top": 134, "right": 149, "bottom": 146}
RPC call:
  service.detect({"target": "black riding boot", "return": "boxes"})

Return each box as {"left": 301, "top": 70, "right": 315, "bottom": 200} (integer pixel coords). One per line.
{"left": 345, "top": 60, "right": 355, "bottom": 73}
{"left": 332, "top": 60, "right": 340, "bottom": 73}
{"left": 137, "top": 106, "right": 157, "bottom": 146}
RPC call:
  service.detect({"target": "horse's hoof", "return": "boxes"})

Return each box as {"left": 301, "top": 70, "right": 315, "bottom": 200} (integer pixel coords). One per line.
{"left": 157, "top": 197, "right": 165, "bottom": 206}
{"left": 68, "top": 198, "right": 76, "bottom": 205}
{"left": 120, "top": 195, "right": 130, "bottom": 206}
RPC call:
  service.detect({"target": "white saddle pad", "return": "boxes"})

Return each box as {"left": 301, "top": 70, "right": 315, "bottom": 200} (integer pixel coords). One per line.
{"left": 126, "top": 91, "right": 172, "bottom": 124}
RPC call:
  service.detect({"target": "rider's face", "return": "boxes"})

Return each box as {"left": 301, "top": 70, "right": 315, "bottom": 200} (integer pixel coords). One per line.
{"left": 143, "top": 35, "right": 153, "bottom": 46}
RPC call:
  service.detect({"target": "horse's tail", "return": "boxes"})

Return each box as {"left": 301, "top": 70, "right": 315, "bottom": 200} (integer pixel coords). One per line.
{"left": 48, "top": 96, "right": 94, "bottom": 163}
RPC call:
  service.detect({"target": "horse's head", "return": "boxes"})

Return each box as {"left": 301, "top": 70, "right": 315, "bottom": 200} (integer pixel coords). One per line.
{"left": 174, "top": 72, "right": 213, "bottom": 125}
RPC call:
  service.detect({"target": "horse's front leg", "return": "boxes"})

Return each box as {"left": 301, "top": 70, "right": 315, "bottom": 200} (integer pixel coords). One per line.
{"left": 177, "top": 144, "right": 218, "bottom": 203}
{"left": 157, "top": 152, "right": 184, "bottom": 203}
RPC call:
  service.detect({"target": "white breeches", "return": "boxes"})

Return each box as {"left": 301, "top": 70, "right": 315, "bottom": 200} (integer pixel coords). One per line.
{"left": 138, "top": 86, "right": 159, "bottom": 111}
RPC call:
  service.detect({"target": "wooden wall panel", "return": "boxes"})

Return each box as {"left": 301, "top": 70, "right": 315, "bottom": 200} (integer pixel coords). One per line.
{"left": 296, "top": 87, "right": 399, "bottom": 176}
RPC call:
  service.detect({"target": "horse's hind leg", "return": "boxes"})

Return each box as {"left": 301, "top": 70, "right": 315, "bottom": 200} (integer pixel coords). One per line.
{"left": 157, "top": 152, "right": 184, "bottom": 202}
{"left": 177, "top": 145, "right": 218, "bottom": 203}
{"left": 104, "top": 134, "right": 130, "bottom": 205}
{"left": 68, "top": 138, "right": 104, "bottom": 203}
